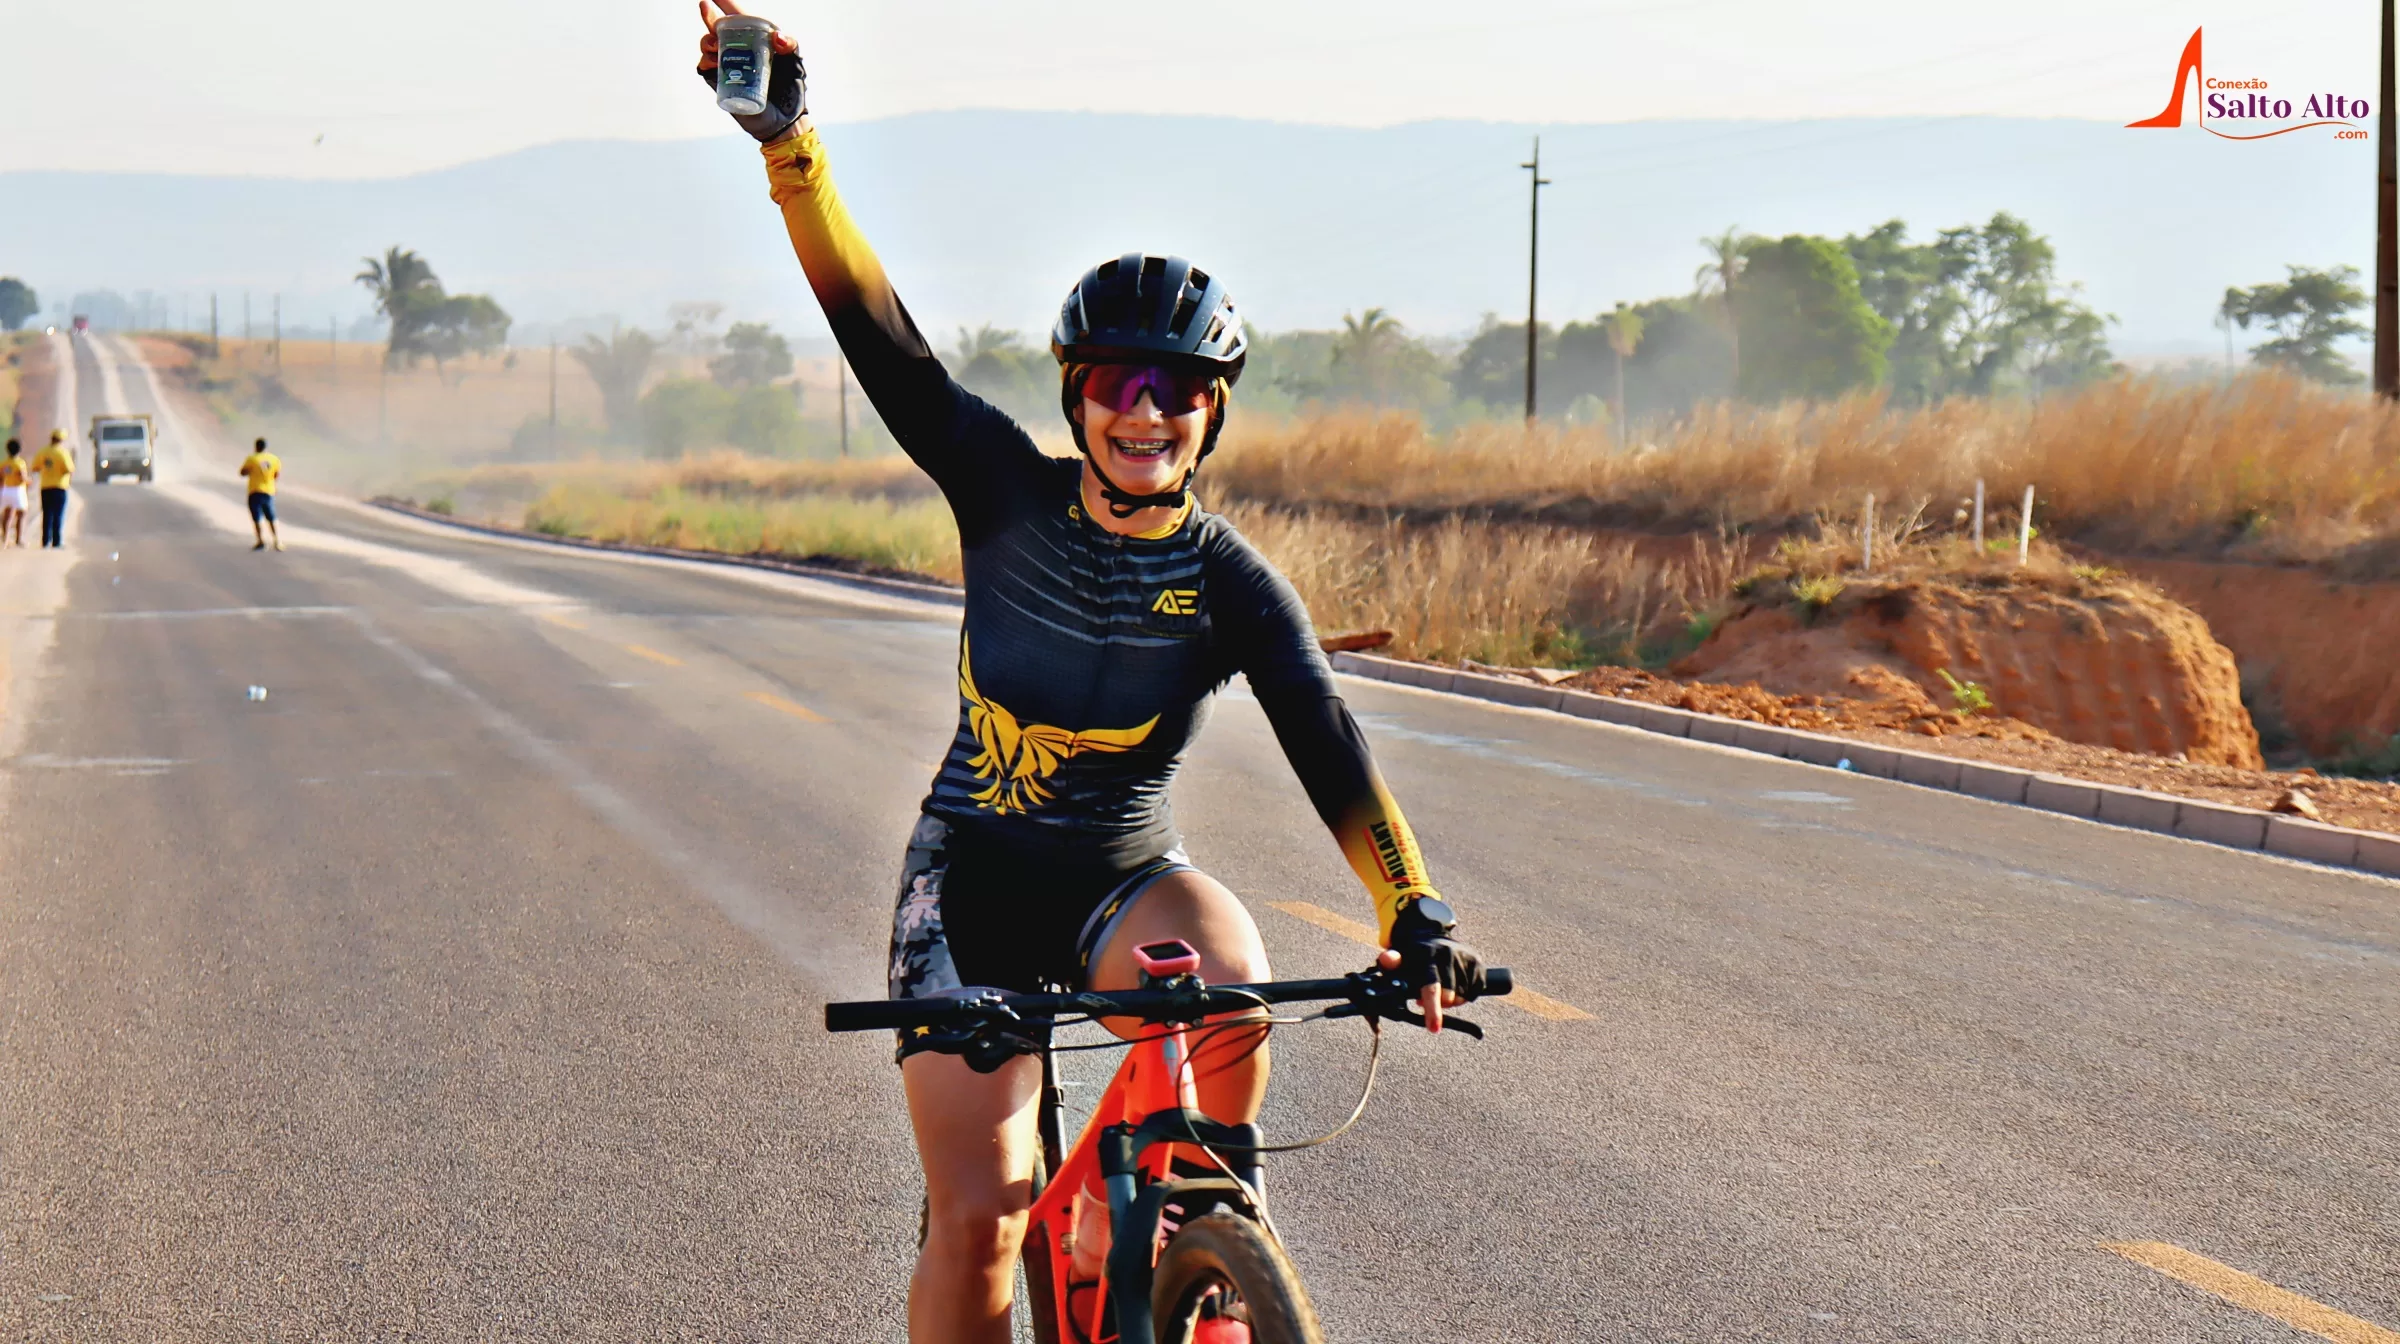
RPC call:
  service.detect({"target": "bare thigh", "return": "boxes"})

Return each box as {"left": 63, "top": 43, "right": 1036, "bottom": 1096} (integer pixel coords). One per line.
{"left": 1087, "top": 868, "right": 1273, "bottom": 1121}
{"left": 1087, "top": 868, "right": 1271, "bottom": 995}
{"left": 901, "top": 1047, "right": 1043, "bottom": 1222}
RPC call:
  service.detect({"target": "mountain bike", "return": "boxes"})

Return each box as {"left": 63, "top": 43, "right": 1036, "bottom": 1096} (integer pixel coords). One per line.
{"left": 826, "top": 939, "right": 1513, "bottom": 1344}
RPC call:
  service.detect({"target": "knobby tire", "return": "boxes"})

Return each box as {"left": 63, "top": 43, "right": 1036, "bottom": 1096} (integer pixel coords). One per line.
{"left": 1151, "top": 1209, "right": 1324, "bottom": 1344}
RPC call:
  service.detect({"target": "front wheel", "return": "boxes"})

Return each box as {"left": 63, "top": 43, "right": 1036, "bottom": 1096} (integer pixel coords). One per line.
{"left": 1151, "top": 1210, "right": 1324, "bottom": 1344}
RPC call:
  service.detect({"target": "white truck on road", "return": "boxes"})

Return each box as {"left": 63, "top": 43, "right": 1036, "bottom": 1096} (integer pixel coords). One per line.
{"left": 89, "top": 414, "right": 155, "bottom": 483}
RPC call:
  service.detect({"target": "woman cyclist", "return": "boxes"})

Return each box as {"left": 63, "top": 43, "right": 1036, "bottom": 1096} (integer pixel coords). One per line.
{"left": 695, "top": 8, "right": 1486, "bottom": 1339}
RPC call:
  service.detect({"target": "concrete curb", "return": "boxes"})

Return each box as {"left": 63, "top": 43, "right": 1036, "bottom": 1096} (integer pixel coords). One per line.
{"left": 362, "top": 498, "right": 966, "bottom": 609}
{"left": 1329, "top": 650, "right": 2399, "bottom": 881}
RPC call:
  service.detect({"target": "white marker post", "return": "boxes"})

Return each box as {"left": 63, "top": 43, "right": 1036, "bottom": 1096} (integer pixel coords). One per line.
{"left": 1863, "top": 492, "right": 1876, "bottom": 571}
{"left": 2018, "top": 484, "right": 2035, "bottom": 566}
{"left": 1973, "top": 478, "right": 1985, "bottom": 552}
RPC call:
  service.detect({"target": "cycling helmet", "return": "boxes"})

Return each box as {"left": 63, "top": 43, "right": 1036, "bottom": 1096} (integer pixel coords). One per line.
{"left": 1052, "top": 254, "right": 1248, "bottom": 517}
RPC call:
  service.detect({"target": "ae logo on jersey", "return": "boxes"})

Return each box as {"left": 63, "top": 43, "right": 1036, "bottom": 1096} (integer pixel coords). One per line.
{"left": 1144, "top": 586, "right": 1207, "bottom": 636}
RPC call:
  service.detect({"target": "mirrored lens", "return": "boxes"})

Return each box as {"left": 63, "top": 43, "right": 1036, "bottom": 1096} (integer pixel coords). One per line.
{"left": 1083, "top": 365, "right": 1215, "bottom": 415}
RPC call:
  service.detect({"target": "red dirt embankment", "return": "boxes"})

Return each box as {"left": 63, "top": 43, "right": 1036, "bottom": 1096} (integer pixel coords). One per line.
{"left": 1671, "top": 574, "right": 2263, "bottom": 768}
{"left": 2110, "top": 557, "right": 2400, "bottom": 758}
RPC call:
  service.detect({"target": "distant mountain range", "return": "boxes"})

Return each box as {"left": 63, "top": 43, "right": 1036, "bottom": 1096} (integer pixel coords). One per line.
{"left": 0, "top": 111, "right": 2369, "bottom": 354}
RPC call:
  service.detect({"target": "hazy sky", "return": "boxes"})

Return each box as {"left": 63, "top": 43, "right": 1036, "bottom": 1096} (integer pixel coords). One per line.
{"left": 4, "top": 0, "right": 2379, "bottom": 177}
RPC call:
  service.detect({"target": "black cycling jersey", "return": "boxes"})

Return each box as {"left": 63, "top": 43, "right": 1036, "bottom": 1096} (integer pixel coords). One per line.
{"left": 764, "top": 124, "right": 1439, "bottom": 942}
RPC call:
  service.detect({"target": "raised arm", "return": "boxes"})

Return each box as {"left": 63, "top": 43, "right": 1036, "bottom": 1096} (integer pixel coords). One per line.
{"left": 759, "top": 126, "right": 960, "bottom": 461}
{"left": 697, "top": 3, "right": 1045, "bottom": 536}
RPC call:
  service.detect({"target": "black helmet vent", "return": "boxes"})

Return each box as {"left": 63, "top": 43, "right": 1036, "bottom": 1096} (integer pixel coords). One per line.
{"left": 1051, "top": 251, "right": 1248, "bottom": 385}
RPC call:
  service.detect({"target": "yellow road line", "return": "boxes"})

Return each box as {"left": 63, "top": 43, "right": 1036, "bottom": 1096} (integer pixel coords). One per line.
{"left": 1494, "top": 985, "right": 1596, "bottom": 1022}
{"left": 746, "top": 690, "right": 828, "bottom": 723}
{"left": 540, "top": 611, "right": 588, "bottom": 631}
{"left": 1264, "top": 900, "right": 1593, "bottom": 1022}
{"left": 2103, "top": 1242, "right": 2400, "bottom": 1344}
{"left": 1269, "top": 900, "right": 1378, "bottom": 944}
{"left": 622, "top": 643, "right": 682, "bottom": 667}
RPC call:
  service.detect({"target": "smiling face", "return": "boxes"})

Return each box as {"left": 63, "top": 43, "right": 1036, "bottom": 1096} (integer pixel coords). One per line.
{"left": 1074, "top": 386, "right": 1211, "bottom": 499}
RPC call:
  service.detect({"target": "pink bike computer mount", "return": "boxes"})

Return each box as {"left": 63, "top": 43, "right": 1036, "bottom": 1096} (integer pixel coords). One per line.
{"left": 1132, "top": 939, "right": 1202, "bottom": 978}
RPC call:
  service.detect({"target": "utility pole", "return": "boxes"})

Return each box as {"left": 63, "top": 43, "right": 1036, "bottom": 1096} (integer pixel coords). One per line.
{"left": 838, "top": 356, "right": 851, "bottom": 458}
{"left": 209, "top": 293, "right": 220, "bottom": 359}
{"left": 548, "top": 339, "right": 559, "bottom": 454}
{"left": 2378, "top": 0, "right": 2397, "bottom": 398}
{"left": 1521, "top": 137, "right": 1551, "bottom": 424}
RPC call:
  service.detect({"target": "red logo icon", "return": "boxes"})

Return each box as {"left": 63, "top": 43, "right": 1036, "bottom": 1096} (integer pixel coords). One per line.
{"left": 2127, "top": 26, "right": 2368, "bottom": 140}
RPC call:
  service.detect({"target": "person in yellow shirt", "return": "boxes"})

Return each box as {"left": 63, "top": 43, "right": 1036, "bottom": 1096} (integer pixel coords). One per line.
{"left": 30, "top": 429, "right": 74, "bottom": 549}
{"left": 0, "top": 440, "right": 27, "bottom": 547}
{"left": 238, "top": 436, "right": 283, "bottom": 551}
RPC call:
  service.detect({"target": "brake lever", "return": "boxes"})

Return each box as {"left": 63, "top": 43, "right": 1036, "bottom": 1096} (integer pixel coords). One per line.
{"left": 1323, "top": 992, "right": 1487, "bottom": 1040}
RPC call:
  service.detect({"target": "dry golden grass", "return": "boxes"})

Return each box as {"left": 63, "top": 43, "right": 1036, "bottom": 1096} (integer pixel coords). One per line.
{"left": 371, "top": 368, "right": 2400, "bottom": 670}
{"left": 522, "top": 480, "right": 961, "bottom": 581}
{"left": 1211, "top": 372, "right": 2400, "bottom": 568}
{"left": 1219, "top": 503, "right": 1733, "bottom": 665}
{"left": 415, "top": 452, "right": 936, "bottom": 518}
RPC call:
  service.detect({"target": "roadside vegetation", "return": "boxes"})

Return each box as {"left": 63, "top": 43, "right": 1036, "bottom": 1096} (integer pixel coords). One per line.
{"left": 386, "top": 362, "right": 2400, "bottom": 670}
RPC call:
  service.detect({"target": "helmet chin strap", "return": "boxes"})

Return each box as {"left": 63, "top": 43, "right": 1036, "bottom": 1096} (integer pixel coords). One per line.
{"left": 1086, "top": 454, "right": 1196, "bottom": 519}
{"left": 1067, "top": 383, "right": 1226, "bottom": 520}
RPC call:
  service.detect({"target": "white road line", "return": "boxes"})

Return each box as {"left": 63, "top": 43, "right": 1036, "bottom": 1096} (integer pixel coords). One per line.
{"left": 48, "top": 331, "right": 77, "bottom": 440}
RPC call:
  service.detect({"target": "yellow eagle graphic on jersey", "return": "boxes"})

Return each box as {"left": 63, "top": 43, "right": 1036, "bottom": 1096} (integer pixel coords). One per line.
{"left": 958, "top": 635, "right": 1159, "bottom": 815}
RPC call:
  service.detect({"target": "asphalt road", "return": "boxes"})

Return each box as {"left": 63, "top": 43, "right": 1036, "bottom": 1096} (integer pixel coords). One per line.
{"left": 1, "top": 335, "right": 2394, "bottom": 1342}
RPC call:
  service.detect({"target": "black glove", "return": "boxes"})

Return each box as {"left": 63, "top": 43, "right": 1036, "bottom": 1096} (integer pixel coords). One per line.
{"left": 698, "top": 43, "right": 808, "bottom": 143}
{"left": 1387, "top": 897, "right": 1489, "bottom": 1000}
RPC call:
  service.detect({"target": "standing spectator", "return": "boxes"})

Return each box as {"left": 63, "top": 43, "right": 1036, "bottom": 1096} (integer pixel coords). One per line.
{"left": 0, "top": 440, "right": 26, "bottom": 546}
{"left": 238, "top": 437, "right": 283, "bottom": 551}
{"left": 30, "top": 429, "right": 73, "bottom": 548}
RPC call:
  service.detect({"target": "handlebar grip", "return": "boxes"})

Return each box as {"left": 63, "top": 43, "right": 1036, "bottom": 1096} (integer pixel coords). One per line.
{"left": 1479, "top": 967, "right": 1514, "bottom": 998}
{"left": 825, "top": 999, "right": 932, "bottom": 1032}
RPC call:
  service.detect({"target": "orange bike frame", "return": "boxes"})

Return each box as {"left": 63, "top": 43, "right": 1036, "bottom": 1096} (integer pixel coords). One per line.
{"left": 1023, "top": 1007, "right": 1262, "bottom": 1342}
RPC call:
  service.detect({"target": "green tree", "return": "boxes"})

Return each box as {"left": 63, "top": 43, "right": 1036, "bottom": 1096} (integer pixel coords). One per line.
{"left": 1601, "top": 303, "right": 1645, "bottom": 431}
{"left": 571, "top": 328, "right": 660, "bottom": 440}
{"left": 1841, "top": 220, "right": 1949, "bottom": 402}
{"left": 1930, "top": 212, "right": 2075, "bottom": 395}
{"left": 948, "top": 325, "right": 1048, "bottom": 418}
{"left": 639, "top": 377, "right": 804, "bottom": 457}
{"left": 1842, "top": 214, "right": 2114, "bottom": 400}
{"left": 2020, "top": 300, "right": 2118, "bottom": 393}
{"left": 354, "top": 247, "right": 442, "bottom": 367}
{"left": 1326, "top": 308, "right": 1446, "bottom": 407}
{"left": 711, "top": 321, "right": 793, "bottom": 388}
{"left": 0, "top": 278, "right": 36, "bottom": 332}
{"left": 1450, "top": 317, "right": 1558, "bottom": 412}
{"left": 418, "top": 294, "right": 512, "bottom": 380}
{"left": 2221, "top": 265, "right": 2369, "bottom": 385}
{"left": 354, "top": 246, "right": 509, "bottom": 378}
{"left": 1734, "top": 235, "right": 1891, "bottom": 400}
{"left": 1693, "top": 226, "right": 1754, "bottom": 386}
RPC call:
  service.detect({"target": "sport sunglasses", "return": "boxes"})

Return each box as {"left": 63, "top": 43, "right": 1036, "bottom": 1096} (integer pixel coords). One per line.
{"left": 1080, "top": 363, "right": 1218, "bottom": 415}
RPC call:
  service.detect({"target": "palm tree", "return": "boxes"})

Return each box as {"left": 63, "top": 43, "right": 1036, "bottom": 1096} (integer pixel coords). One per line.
{"left": 1602, "top": 303, "right": 1645, "bottom": 436}
{"left": 1694, "top": 227, "right": 1753, "bottom": 388}
{"left": 570, "top": 327, "right": 660, "bottom": 440}
{"left": 1330, "top": 308, "right": 1407, "bottom": 403}
{"left": 355, "top": 247, "right": 442, "bottom": 368}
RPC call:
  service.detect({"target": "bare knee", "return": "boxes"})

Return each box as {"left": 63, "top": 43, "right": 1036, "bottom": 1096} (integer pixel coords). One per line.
{"left": 924, "top": 1186, "right": 1031, "bottom": 1265}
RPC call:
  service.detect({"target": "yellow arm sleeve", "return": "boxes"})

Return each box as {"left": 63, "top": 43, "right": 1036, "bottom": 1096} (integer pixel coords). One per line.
{"left": 1331, "top": 781, "right": 1441, "bottom": 945}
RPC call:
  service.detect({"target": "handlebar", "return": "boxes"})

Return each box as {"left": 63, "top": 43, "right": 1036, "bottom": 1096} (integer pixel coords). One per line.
{"left": 824, "top": 966, "right": 1514, "bottom": 1036}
